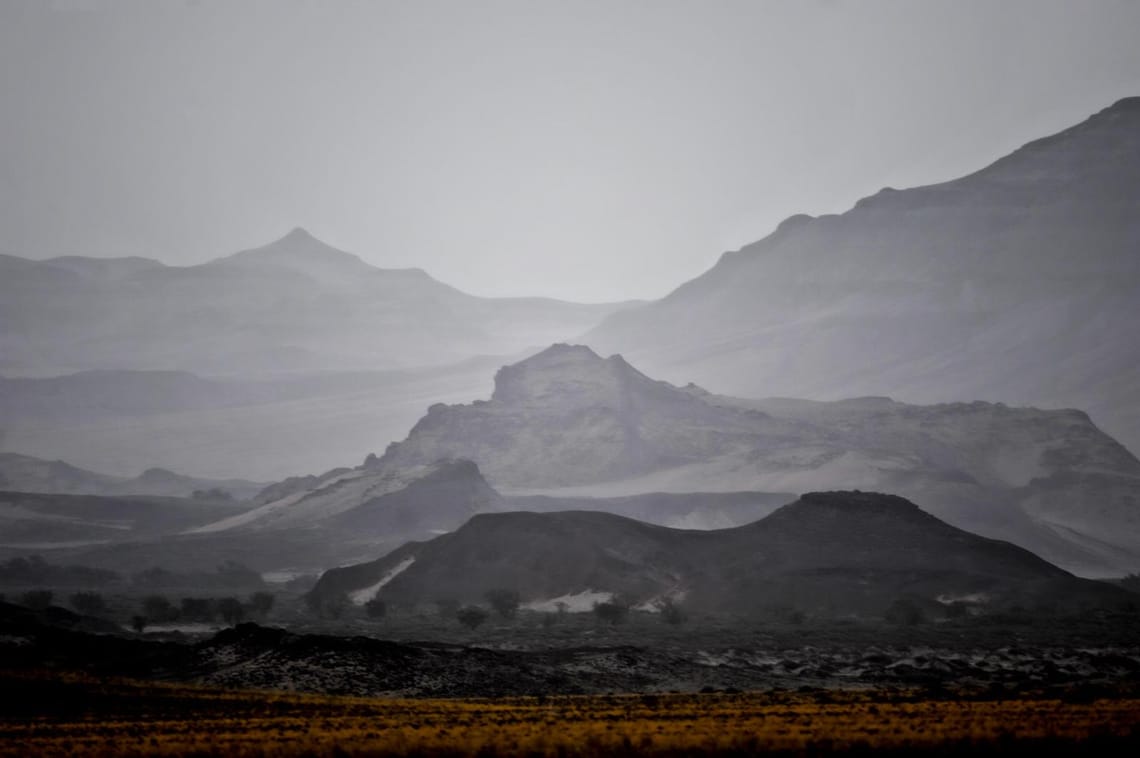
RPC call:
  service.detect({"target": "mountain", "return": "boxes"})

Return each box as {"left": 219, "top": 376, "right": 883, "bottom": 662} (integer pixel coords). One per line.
{"left": 377, "top": 344, "right": 1140, "bottom": 575}
{"left": 0, "top": 452, "right": 266, "bottom": 499}
{"left": 189, "top": 458, "right": 498, "bottom": 539}
{"left": 0, "top": 228, "right": 633, "bottom": 377}
{"left": 585, "top": 97, "right": 1140, "bottom": 456}
{"left": 310, "top": 491, "right": 1127, "bottom": 617}
{"left": 0, "top": 490, "right": 254, "bottom": 546}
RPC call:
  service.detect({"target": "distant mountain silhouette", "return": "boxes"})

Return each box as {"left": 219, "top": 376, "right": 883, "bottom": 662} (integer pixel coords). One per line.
{"left": 311, "top": 491, "right": 1128, "bottom": 617}
{"left": 586, "top": 97, "right": 1140, "bottom": 456}
{"left": 378, "top": 344, "right": 1140, "bottom": 575}
{"left": 0, "top": 451, "right": 265, "bottom": 499}
{"left": 0, "top": 228, "right": 633, "bottom": 376}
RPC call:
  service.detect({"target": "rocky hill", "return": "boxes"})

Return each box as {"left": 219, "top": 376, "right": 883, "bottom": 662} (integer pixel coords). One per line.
{"left": 377, "top": 345, "right": 1140, "bottom": 575}
{"left": 311, "top": 491, "right": 1125, "bottom": 618}
{"left": 585, "top": 97, "right": 1140, "bottom": 457}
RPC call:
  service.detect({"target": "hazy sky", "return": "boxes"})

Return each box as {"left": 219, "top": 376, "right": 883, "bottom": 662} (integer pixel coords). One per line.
{"left": 2, "top": 0, "right": 1139, "bottom": 302}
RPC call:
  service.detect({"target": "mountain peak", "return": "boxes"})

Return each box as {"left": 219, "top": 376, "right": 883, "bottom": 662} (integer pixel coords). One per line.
{"left": 215, "top": 228, "right": 376, "bottom": 281}
{"left": 491, "top": 344, "right": 641, "bottom": 403}
{"left": 281, "top": 226, "right": 316, "bottom": 243}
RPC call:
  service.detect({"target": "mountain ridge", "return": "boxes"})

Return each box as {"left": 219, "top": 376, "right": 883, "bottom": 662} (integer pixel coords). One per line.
{"left": 376, "top": 344, "right": 1140, "bottom": 575}
{"left": 584, "top": 96, "right": 1140, "bottom": 455}
{"left": 311, "top": 490, "right": 1127, "bottom": 618}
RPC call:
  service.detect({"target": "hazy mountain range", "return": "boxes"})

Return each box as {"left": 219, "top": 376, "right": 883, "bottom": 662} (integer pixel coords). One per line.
{"left": 311, "top": 491, "right": 1127, "bottom": 618}
{"left": 0, "top": 227, "right": 634, "bottom": 378}
{"left": 377, "top": 344, "right": 1140, "bottom": 575}
{"left": 587, "top": 96, "right": 1140, "bottom": 456}
{"left": 2, "top": 97, "right": 1137, "bottom": 486}
{"left": 0, "top": 96, "right": 1138, "bottom": 589}
{"left": 0, "top": 452, "right": 265, "bottom": 500}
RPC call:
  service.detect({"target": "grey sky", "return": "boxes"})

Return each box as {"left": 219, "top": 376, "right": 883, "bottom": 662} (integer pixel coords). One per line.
{"left": 2, "top": 0, "right": 1139, "bottom": 302}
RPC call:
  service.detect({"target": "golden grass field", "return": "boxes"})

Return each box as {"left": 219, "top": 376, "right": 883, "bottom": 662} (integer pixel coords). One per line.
{"left": 2, "top": 673, "right": 1139, "bottom": 756}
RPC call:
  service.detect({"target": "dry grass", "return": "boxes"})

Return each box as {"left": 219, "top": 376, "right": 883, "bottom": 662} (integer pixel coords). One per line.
{"left": 1, "top": 672, "right": 1138, "bottom": 756}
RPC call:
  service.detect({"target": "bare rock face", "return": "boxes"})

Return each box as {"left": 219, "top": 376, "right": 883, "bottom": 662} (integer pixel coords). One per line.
{"left": 379, "top": 344, "right": 786, "bottom": 489}
{"left": 585, "top": 97, "right": 1140, "bottom": 457}
{"left": 378, "top": 345, "right": 1140, "bottom": 575}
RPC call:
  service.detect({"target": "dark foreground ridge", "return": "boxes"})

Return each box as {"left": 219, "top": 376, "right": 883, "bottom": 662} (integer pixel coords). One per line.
{"left": 3, "top": 602, "right": 1140, "bottom": 700}
{"left": 311, "top": 490, "right": 1128, "bottom": 617}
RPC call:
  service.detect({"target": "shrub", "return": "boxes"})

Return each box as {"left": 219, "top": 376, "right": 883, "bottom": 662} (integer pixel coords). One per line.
{"left": 20, "top": 589, "right": 53, "bottom": 610}
{"left": 248, "top": 591, "right": 275, "bottom": 618}
{"left": 593, "top": 599, "right": 629, "bottom": 626}
{"left": 180, "top": 597, "right": 216, "bottom": 622}
{"left": 365, "top": 597, "right": 387, "bottom": 619}
{"left": 456, "top": 605, "right": 489, "bottom": 630}
{"left": 142, "top": 595, "right": 178, "bottom": 623}
{"left": 655, "top": 597, "right": 687, "bottom": 625}
{"left": 216, "top": 596, "right": 246, "bottom": 625}
{"left": 484, "top": 588, "right": 521, "bottom": 619}
{"left": 69, "top": 591, "right": 108, "bottom": 616}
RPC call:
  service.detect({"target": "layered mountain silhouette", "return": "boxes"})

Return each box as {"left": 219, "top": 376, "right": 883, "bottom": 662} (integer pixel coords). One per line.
{"left": 586, "top": 97, "right": 1140, "bottom": 456}
{"left": 0, "top": 452, "right": 265, "bottom": 499}
{"left": 378, "top": 344, "right": 1140, "bottom": 575}
{"left": 0, "top": 227, "right": 632, "bottom": 377}
{"left": 311, "top": 491, "right": 1127, "bottom": 617}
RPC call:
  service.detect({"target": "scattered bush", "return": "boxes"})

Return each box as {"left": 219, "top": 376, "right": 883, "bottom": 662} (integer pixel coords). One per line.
{"left": 142, "top": 594, "right": 179, "bottom": 623}
{"left": 180, "top": 597, "right": 215, "bottom": 622}
{"left": 216, "top": 596, "right": 246, "bottom": 625}
{"left": 69, "top": 591, "right": 108, "bottom": 616}
{"left": 248, "top": 591, "right": 275, "bottom": 618}
{"left": 20, "top": 589, "right": 53, "bottom": 610}
{"left": 655, "top": 597, "right": 688, "bottom": 625}
{"left": 365, "top": 597, "right": 387, "bottom": 619}
{"left": 456, "top": 605, "right": 489, "bottom": 630}
{"left": 484, "top": 588, "right": 521, "bottom": 619}
{"left": 592, "top": 599, "right": 629, "bottom": 626}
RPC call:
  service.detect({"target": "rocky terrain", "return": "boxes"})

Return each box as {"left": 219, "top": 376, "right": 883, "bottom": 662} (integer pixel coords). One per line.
{"left": 586, "top": 97, "right": 1140, "bottom": 457}
{"left": 378, "top": 344, "right": 1140, "bottom": 574}
{"left": 310, "top": 491, "right": 1128, "bottom": 617}
{"left": 3, "top": 601, "right": 1139, "bottom": 699}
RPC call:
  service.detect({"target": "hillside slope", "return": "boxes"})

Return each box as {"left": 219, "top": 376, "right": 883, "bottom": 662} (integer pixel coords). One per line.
{"left": 586, "top": 97, "right": 1140, "bottom": 456}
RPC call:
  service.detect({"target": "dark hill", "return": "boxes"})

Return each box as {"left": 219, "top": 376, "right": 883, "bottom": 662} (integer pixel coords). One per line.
{"left": 311, "top": 491, "right": 1125, "bottom": 617}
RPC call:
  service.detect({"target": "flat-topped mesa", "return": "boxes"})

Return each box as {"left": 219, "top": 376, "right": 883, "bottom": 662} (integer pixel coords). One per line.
{"left": 490, "top": 343, "right": 647, "bottom": 404}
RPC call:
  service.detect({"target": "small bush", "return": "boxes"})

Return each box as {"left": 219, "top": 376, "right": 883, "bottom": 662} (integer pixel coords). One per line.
{"left": 456, "top": 605, "right": 489, "bottom": 630}
{"left": 484, "top": 588, "right": 521, "bottom": 619}
{"left": 248, "top": 591, "right": 275, "bottom": 618}
{"left": 365, "top": 597, "right": 387, "bottom": 619}
{"left": 20, "top": 589, "right": 53, "bottom": 610}
{"left": 593, "top": 600, "right": 629, "bottom": 626}
{"left": 69, "top": 591, "right": 108, "bottom": 616}
{"left": 655, "top": 597, "right": 687, "bottom": 626}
